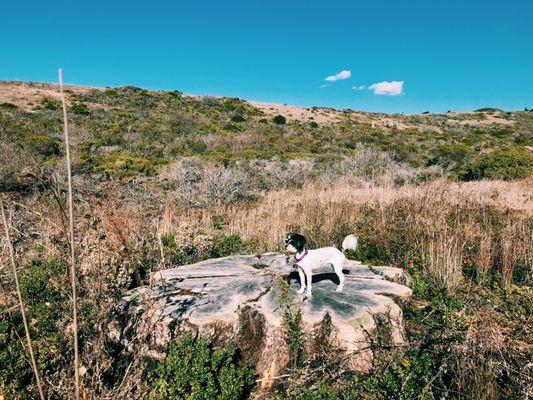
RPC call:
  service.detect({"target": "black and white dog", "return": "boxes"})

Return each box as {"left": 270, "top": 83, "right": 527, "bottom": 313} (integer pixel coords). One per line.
{"left": 285, "top": 233, "right": 358, "bottom": 297}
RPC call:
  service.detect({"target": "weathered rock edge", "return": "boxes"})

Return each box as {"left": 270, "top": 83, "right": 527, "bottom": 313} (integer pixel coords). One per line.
{"left": 108, "top": 253, "right": 412, "bottom": 390}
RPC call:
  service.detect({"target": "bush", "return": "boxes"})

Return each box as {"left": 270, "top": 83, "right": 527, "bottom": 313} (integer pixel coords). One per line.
{"left": 149, "top": 335, "right": 255, "bottom": 400}
{"left": 88, "top": 152, "right": 166, "bottom": 178}
{"left": 71, "top": 103, "right": 90, "bottom": 115}
{"left": 460, "top": 148, "right": 533, "bottom": 181}
{"left": 276, "top": 278, "right": 304, "bottom": 368}
{"left": 213, "top": 235, "right": 243, "bottom": 257}
{"left": 343, "top": 350, "right": 444, "bottom": 400}
{"left": 168, "top": 162, "right": 255, "bottom": 207}
{"left": 0, "top": 102, "right": 18, "bottom": 110}
{"left": 427, "top": 144, "right": 473, "bottom": 171}
{"left": 273, "top": 115, "right": 287, "bottom": 125}
{"left": 0, "top": 259, "right": 70, "bottom": 395}
{"left": 231, "top": 115, "right": 246, "bottom": 123}
{"left": 41, "top": 97, "right": 61, "bottom": 110}
{"left": 287, "top": 385, "right": 336, "bottom": 399}
{"left": 25, "top": 134, "right": 61, "bottom": 157}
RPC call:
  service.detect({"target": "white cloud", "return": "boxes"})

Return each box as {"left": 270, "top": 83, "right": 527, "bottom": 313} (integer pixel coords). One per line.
{"left": 368, "top": 80, "right": 404, "bottom": 96}
{"left": 319, "top": 84, "right": 329, "bottom": 88}
{"left": 325, "top": 70, "right": 351, "bottom": 82}
{"left": 352, "top": 85, "right": 366, "bottom": 90}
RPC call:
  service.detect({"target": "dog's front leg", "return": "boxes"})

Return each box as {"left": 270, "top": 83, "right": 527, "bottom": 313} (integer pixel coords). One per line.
{"left": 304, "top": 268, "right": 312, "bottom": 297}
{"left": 297, "top": 268, "right": 306, "bottom": 294}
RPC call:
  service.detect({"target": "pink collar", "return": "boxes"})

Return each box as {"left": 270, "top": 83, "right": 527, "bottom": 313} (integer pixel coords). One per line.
{"left": 294, "top": 249, "right": 308, "bottom": 262}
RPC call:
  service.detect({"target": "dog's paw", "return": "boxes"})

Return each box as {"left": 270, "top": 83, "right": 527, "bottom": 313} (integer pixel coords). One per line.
{"left": 297, "top": 289, "right": 305, "bottom": 295}
{"left": 336, "top": 286, "right": 344, "bottom": 292}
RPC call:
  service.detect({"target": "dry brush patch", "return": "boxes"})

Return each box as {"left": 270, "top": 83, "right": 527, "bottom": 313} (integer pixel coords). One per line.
{"left": 175, "top": 178, "right": 532, "bottom": 289}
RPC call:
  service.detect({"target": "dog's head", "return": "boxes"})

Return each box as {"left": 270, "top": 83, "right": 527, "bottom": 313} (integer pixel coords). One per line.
{"left": 285, "top": 233, "right": 306, "bottom": 254}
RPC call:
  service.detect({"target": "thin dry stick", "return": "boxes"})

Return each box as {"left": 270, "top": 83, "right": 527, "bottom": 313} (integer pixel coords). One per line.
{"left": 58, "top": 68, "right": 80, "bottom": 400}
{"left": 1, "top": 197, "right": 46, "bottom": 400}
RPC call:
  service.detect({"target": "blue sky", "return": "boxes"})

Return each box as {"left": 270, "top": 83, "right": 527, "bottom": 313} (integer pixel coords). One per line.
{"left": 1, "top": 0, "right": 532, "bottom": 113}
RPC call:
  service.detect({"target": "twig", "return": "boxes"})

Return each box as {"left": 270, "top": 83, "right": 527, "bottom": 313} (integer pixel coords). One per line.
{"left": 59, "top": 68, "right": 80, "bottom": 400}
{"left": 255, "top": 374, "right": 291, "bottom": 382}
{"left": 156, "top": 219, "right": 165, "bottom": 267}
{"left": 1, "top": 196, "right": 46, "bottom": 400}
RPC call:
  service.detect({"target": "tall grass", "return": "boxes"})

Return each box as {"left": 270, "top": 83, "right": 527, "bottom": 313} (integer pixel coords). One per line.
{"left": 172, "top": 178, "right": 532, "bottom": 290}
{"left": 59, "top": 69, "right": 80, "bottom": 400}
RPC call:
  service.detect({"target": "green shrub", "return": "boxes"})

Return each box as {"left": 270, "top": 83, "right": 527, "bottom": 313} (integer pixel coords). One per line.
{"left": 427, "top": 144, "right": 473, "bottom": 171}
{"left": 149, "top": 335, "right": 255, "bottom": 400}
{"left": 41, "top": 97, "right": 61, "bottom": 110}
{"left": 88, "top": 152, "right": 166, "bottom": 178}
{"left": 287, "top": 384, "right": 337, "bottom": 399}
{"left": 273, "top": 115, "right": 287, "bottom": 125}
{"left": 71, "top": 103, "right": 90, "bottom": 115}
{"left": 460, "top": 147, "right": 533, "bottom": 180}
{"left": 0, "top": 102, "right": 18, "bottom": 110}
{"left": 185, "top": 138, "right": 207, "bottom": 154}
{"left": 25, "top": 134, "right": 61, "bottom": 157}
{"left": 0, "top": 259, "right": 70, "bottom": 394}
{"left": 160, "top": 232, "right": 176, "bottom": 247}
{"left": 224, "top": 123, "right": 241, "bottom": 132}
{"left": 231, "top": 115, "right": 246, "bottom": 123}
{"left": 343, "top": 350, "right": 443, "bottom": 400}
{"left": 354, "top": 237, "right": 390, "bottom": 265}
{"left": 276, "top": 278, "right": 304, "bottom": 368}
{"left": 211, "top": 215, "right": 226, "bottom": 230}
{"left": 213, "top": 235, "right": 243, "bottom": 257}
{"left": 97, "top": 131, "right": 126, "bottom": 146}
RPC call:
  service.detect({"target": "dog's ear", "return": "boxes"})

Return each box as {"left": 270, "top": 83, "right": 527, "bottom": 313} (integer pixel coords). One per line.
{"left": 292, "top": 234, "right": 306, "bottom": 251}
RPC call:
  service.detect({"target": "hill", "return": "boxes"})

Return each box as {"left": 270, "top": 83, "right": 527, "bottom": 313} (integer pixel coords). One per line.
{"left": 1, "top": 80, "right": 531, "bottom": 188}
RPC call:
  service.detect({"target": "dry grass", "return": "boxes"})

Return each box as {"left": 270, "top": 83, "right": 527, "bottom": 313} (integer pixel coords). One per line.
{"left": 171, "top": 177, "right": 532, "bottom": 289}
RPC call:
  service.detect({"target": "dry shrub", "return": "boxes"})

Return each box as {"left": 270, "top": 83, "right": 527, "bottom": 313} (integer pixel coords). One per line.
{"left": 0, "top": 141, "right": 53, "bottom": 193}
{"left": 248, "top": 158, "right": 315, "bottom": 190}
{"left": 450, "top": 295, "right": 533, "bottom": 400}
{"left": 316, "top": 145, "right": 442, "bottom": 186}
{"left": 163, "top": 158, "right": 255, "bottom": 207}
{"left": 99, "top": 204, "right": 140, "bottom": 252}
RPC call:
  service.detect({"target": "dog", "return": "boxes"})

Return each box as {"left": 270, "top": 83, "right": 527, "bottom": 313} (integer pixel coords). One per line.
{"left": 285, "top": 233, "right": 358, "bottom": 297}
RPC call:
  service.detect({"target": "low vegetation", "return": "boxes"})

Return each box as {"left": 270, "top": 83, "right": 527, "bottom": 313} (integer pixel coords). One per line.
{"left": 0, "top": 81, "right": 531, "bottom": 399}
{"left": 149, "top": 335, "right": 255, "bottom": 400}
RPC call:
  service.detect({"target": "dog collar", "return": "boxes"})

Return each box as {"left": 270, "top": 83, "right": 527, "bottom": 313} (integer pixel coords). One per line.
{"left": 295, "top": 249, "right": 308, "bottom": 262}
{"left": 293, "top": 249, "right": 308, "bottom": 269}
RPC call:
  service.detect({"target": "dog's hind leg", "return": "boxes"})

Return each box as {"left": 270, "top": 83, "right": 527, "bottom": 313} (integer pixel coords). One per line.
{"left": 332, "top": 260, "right": 345, "bottom": 292}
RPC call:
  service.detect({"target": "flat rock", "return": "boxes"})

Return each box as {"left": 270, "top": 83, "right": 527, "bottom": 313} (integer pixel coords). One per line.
{"left": 111, "top": 253, "right": 412, "bottom": 390}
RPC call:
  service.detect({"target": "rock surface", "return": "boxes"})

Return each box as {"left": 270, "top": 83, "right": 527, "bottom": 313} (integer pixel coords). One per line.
{"left": 369, "top": 265, "right": 413, "bottom": 286}
{"left": 110, "top": 253, "right": 412, "bottom": 389}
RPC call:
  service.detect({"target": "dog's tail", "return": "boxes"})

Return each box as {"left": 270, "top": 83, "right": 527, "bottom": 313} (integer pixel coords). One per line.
{"left": 342, "top": 234, "right": 358, "bottom": 252}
